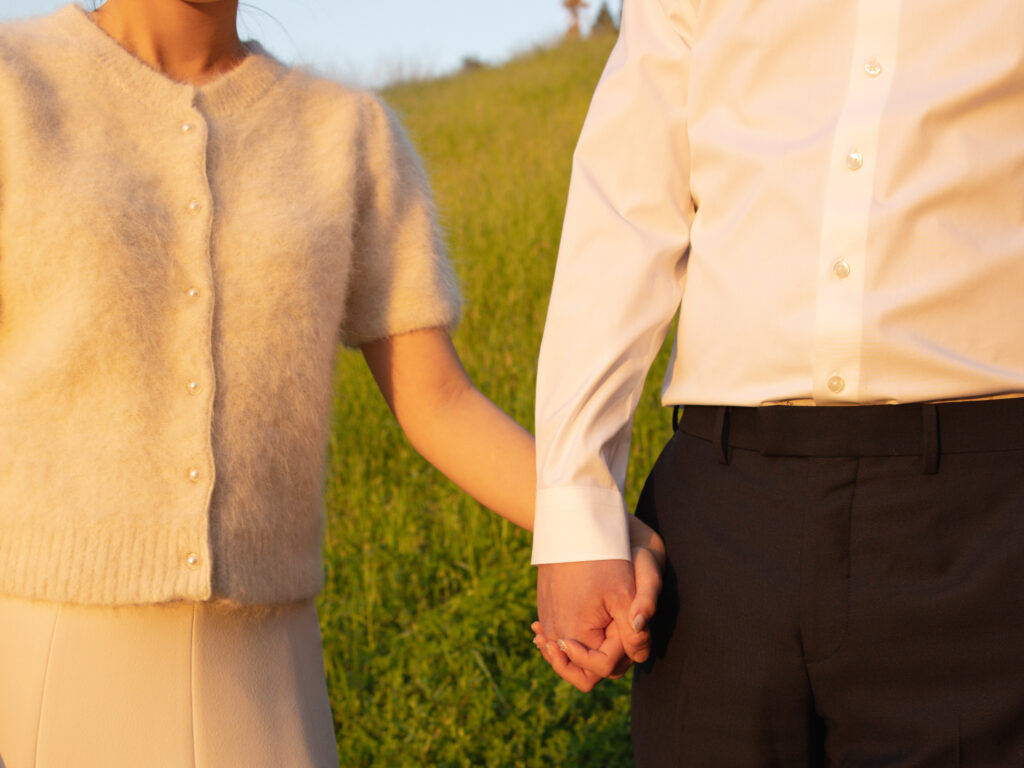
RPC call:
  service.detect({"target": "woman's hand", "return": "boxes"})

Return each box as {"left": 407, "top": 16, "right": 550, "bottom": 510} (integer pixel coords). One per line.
{"left": 531, "top": 515, "right": 665, "bottom": 690}
{"left": 625, "top": 512, "right": 666, "bottom": 639}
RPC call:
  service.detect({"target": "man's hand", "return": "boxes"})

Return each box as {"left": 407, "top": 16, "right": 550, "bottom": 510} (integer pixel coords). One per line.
{"left": 534, "top": 519, "right": 665, "bottom": 691}
{"left": 536, "top": 559, "right": 637, "bottom": 691}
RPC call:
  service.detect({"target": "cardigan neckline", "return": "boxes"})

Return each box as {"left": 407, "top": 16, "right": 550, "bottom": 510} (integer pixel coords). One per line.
{"left": 54, "top": 3, "right": 287, "bottom": 115}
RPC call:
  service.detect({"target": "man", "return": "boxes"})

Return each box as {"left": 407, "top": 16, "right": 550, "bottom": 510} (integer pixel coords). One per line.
{"left": 533, "top": 0, "right": 1024, "bottom": 763}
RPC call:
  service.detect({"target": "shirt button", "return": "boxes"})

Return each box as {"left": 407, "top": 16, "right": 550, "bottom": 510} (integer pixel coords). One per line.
{"left": 833, "top": 260, "right": 851, "bottom": 280}
{"left": 845, "top": 151, "right": 864, "bottom": 171}
{"left": 187, "top": 200, "right": 202, "bottom": 214}
{"left": 187, "top": 288, "right": 200, "bottom": 298}
{"left": 864, "top": 60, "right": 883, "bottom": 77}
{"left": 187, "top": 467, "right": 201, "bottom": 482}
{"left": 187, "top": 379, "right": 200, "bottom": 394}
{"left": 181, "top": 122, "right": 195, "bottom": 133}
{"left": 827, "top": 375, "right": 846, "bottom": 394}
{"left": 185, "top": 552, "right": 200, "bottom": 569}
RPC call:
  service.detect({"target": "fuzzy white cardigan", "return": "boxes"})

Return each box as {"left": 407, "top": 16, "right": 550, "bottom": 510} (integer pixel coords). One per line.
{"left": 0, "top": 6, "right": 461, "bottom": 606}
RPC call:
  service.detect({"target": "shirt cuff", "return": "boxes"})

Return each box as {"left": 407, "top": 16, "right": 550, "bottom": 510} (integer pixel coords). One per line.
{"left": 531, "top": 486, "right": 631, "bottom": 564}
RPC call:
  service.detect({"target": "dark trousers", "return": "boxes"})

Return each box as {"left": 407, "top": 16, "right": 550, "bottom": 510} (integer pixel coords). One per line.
{"left": 632, "top": 399, "right": 1024, "bottom": 767}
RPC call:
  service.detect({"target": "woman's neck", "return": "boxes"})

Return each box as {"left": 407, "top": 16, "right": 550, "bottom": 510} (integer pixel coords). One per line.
{"left": 90, "top": 0, "right": 245, "bottom": 85}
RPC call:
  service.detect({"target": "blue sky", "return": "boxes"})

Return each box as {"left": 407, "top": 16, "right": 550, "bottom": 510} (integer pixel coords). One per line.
{"left": 5, "top": 1, "right": 612, "bottom": 86}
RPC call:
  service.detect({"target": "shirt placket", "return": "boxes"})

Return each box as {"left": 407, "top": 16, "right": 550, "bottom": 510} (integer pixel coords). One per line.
{"left": 812, "top": 0, "right": 901, "bottom": 402}
{"left": 175, "top": 105, "right": 216, "bottom": 592}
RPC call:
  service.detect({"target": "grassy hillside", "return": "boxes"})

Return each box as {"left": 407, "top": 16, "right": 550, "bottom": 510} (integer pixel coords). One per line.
{"left": 319, "top": 32, "right": 676, "bottom": 766}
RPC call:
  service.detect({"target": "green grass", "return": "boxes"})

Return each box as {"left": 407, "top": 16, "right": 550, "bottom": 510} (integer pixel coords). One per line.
{"left": 319, "top": 33, "right": 676, "bottom": 766}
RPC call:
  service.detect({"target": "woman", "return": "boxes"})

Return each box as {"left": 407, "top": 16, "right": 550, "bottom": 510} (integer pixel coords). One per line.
{"left": 0, "top": 1, "right": 663, "bottom": 765}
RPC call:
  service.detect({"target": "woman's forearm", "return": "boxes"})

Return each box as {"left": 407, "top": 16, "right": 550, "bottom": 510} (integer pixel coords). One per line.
{"left": 406, "top": 383, "right": 536, "bottom": 530}
{"left": 361, "top": 328, "right": 536, "bottom": 530}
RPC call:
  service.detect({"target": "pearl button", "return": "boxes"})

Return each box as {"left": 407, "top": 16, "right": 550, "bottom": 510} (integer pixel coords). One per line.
{"left": 187, "top": 467, "right": 201, "bottom": 482}
{"left": 827, "top": 375, "right": 846, "bottom": 394}
{"left": 185, "top": 553, "right": 200, "bottom": 568}
{"left": 187, "top": 200, "right": 202, "bottom": 214}
{"left": 187, "top": 380, "right": 200, "bottom": 394}
{"left": 864, "top": 60, "right": 883, "bottom": 77}
{"left": 845, "top": 151, "right": 864, "bottom": 171}
{"left": 187, "top": 288, "right": 200, "bottom": 298}
{"left": 181, "top": 122, "right": 195, "bottom": 133}
{"left": 833, "top": 260, "right": 851, "bottom": 280}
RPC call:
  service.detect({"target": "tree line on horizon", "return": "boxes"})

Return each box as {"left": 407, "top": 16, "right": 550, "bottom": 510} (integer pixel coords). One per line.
{"left": 563, "top": 0, "right": 620, "bottom": 39}
{"left": 460, "top": 1, "right": 617, "bottom": 75}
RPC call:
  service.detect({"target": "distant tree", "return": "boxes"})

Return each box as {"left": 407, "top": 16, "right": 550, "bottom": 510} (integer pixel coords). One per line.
{"left": 591, "top": 1, "right": 618, "bottom": 34}
{"left": 563, "top": 0, "right": 590, "bottom": 39}
{"left": 460, "top": 55, "right": 486, "bottom": 73}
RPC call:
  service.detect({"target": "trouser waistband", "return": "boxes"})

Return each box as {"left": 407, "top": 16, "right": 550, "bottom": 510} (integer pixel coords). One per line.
{"left": 676, "top": 398, "right": 1024, "bottom": 474}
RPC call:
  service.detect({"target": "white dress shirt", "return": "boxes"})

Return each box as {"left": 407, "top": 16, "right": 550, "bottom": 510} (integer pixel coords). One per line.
{"left": 533, "top": 0, "right": 1024, "bottom": 564}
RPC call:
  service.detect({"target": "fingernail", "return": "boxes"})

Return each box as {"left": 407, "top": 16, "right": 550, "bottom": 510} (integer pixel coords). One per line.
{"left": 556, "top": 639, "right": 569, "bottom": 653}
{"left": 532, "top": 636, "right": 542, "bottom": 648}
{"left": 633, "top": 613, "right": 647, "bottom": 632}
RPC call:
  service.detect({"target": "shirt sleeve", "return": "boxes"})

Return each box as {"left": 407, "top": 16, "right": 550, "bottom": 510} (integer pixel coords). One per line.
{"left": 532, "top": 0, "right": 696, "bottom": 564}
{"left": 339, "top": 93, "right": 461, "bottom": 347}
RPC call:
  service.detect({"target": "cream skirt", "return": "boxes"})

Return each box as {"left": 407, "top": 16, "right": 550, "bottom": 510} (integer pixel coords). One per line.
{"left": 0, "top": 595, "right": 339, "bottom": 768}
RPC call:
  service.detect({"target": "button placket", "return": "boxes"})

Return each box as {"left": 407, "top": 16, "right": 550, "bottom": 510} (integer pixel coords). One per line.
{"left": 811, "top": 5, "right": 900, "bottom": 403}
{"left": 166, "top": 106, "right": 215, "bottom": 594}
{"left": 176, "top": 111, "right": 216, "bottom": 518}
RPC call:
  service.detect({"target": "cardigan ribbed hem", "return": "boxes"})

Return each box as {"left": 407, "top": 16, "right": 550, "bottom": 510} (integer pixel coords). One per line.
{"left": 0, "top": 514, "right": 328, "bottom": 606}
{"left": 0, "top": 519, "right": 213, "bottom": 606}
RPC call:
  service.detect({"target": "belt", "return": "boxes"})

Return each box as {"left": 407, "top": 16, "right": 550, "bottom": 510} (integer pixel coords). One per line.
{"left": 676, "top": 398, "right": 1024, "bottom": 474}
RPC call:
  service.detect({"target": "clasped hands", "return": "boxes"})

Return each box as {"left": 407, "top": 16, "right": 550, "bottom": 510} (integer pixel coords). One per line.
{"left": 532, "top": 516, "right": 665, "bottom": 691}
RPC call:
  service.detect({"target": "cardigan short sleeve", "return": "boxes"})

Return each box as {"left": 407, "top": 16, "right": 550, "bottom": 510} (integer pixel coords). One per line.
{"left": 339, "top": 94, "right": 461, "bottom": 347}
